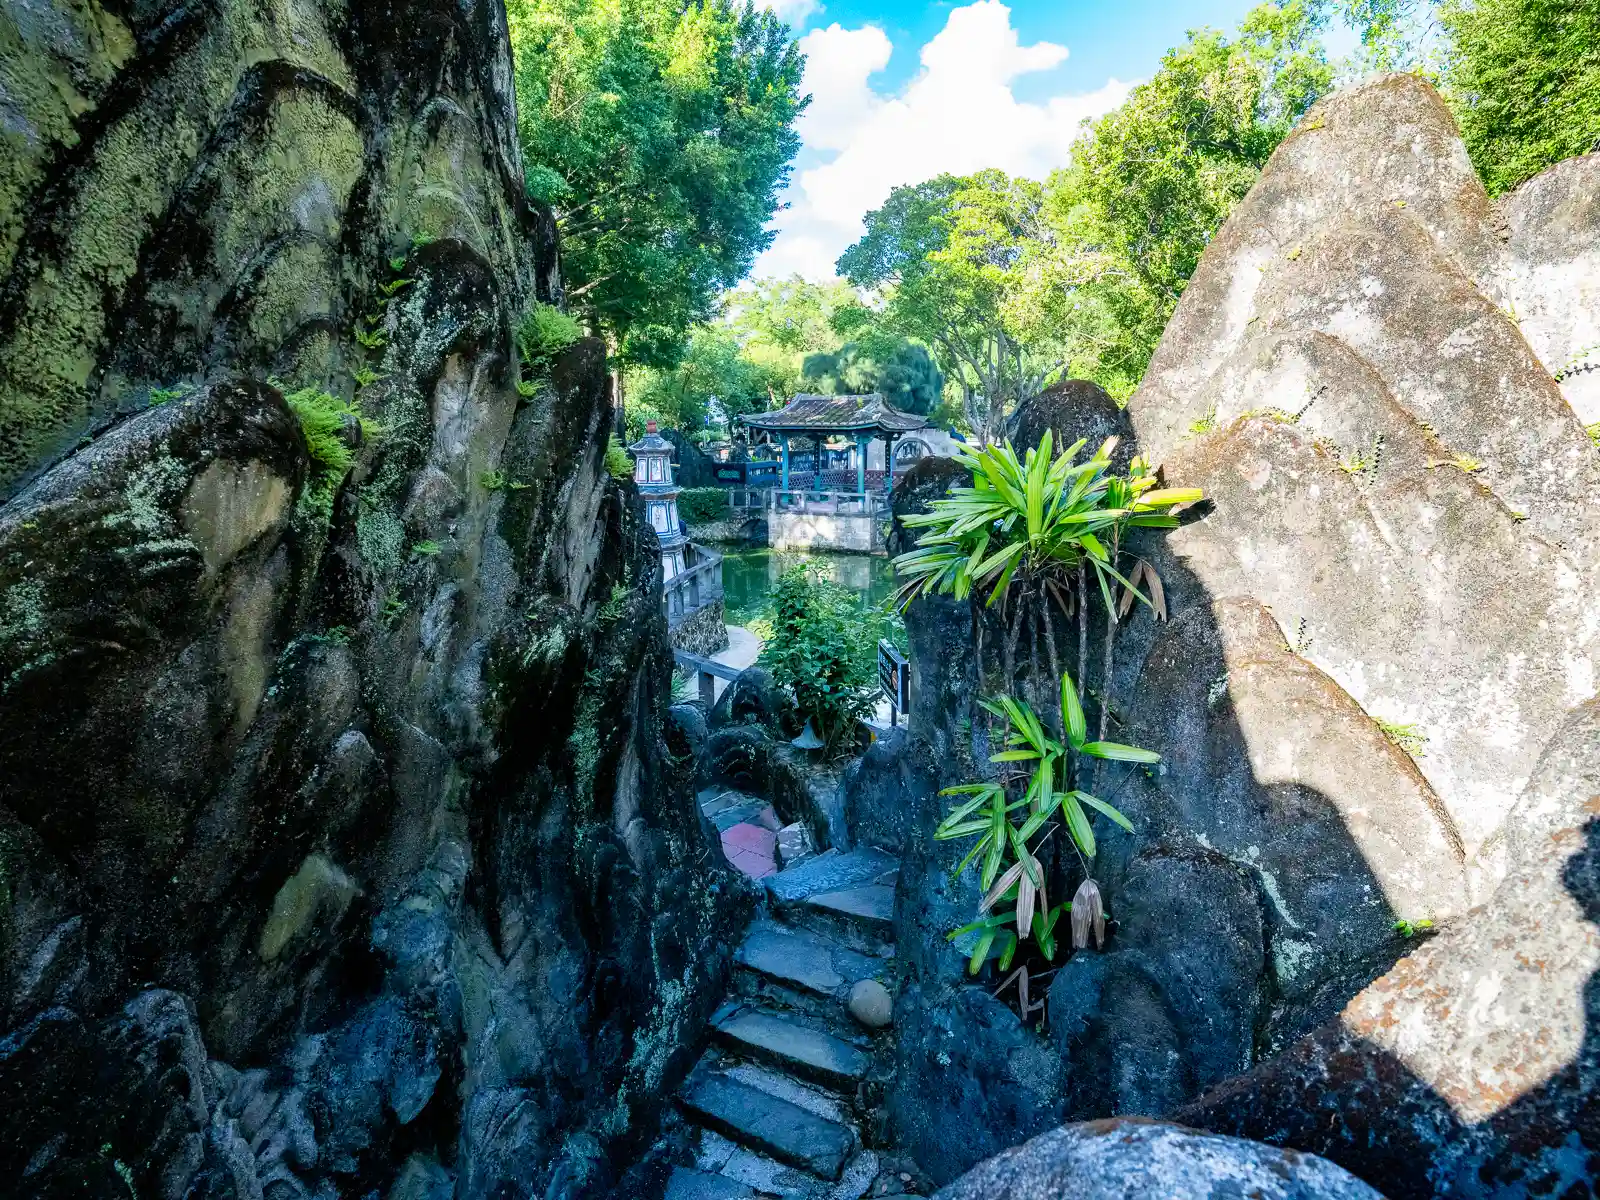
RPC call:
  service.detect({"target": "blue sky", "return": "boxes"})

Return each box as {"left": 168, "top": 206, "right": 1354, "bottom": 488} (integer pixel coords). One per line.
{"left": 792, "top": 0, "right": 1265, "bottom": 98}
{"left": 753, "top": 0, "right": 1345, "bottom": 281}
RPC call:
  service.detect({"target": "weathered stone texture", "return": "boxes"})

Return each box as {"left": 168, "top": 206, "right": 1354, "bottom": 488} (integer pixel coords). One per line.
{"left": 935, "top": 1119, "right": 1383, "bottom": 1200}
{"left": 0, "top": 2, "right": 738, "bottom": 1197}
{"left": 1179, "top": 699, "right": 1600, "bottom": 1198}
{"left": 1129, "top": 73, "right": 1599, "bottom": 887}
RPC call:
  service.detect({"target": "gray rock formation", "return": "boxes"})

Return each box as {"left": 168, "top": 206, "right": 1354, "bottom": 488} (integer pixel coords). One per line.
{"left": 1178, "top": 698, "right": 1600, "bottom": 1198}
{"left": 934, "top": 1119, "right": 1383, "bottom": 1200}
{"left": 1131, "top": 74, "right": 1599, "bottom": 886}
{"left": 853, "top": 71, "right": 1600, "bottom": 1193}
{"left": 0, "top": 3, "right": 740, "bottom": 1196}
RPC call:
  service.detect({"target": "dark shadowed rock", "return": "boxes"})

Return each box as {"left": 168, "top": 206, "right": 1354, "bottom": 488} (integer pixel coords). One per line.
{"left": 934, "top": 1119, "right": 1383, "bottom": 1200}
{"left": 710, "top": 665, "right": 794, "bottom": 733}
{"left": 1010, "top": 380, "right": 1137, "bottom": 469}
{"left": 1178, "top": 697, "right": 1600, "bottom": 1198}
{"left": 890, "top": 984, "right": 1063, "bottom": 1187}
{"left": 0, "top": 2, "right": 741, "bottom": 1196}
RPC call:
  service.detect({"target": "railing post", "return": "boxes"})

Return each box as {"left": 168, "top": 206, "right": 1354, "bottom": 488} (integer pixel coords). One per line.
{"left": 699, "top": 668, "right": 715, "bottom": 709}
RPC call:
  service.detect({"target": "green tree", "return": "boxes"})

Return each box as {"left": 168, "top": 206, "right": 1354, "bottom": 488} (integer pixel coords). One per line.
{"left": 1439, "top": 0, "right": 1600, "bottom": 194}
{"left": 506, "top": 0, "right": 806, "bottom": 367}
{"left": 625, "top": 324, "right": 785, "bottom": 438}
{"left": 759, "top": 564, "right": 879, "bottom": 755}
{"left": 725, "top": 276, "right": 863, "bottom": 356}
{"left": 1070, "top": 2, "right": 1333, "bottom": 330}
{"left": 801, "top": 339, "right": 944, "bottom": 415}
{"left": 839, "top": 172, "right": 1072, "bottom": 442}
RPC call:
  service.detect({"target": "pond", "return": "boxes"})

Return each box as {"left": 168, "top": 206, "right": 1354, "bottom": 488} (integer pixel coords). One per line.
{"left": 719, "top": 548, "right": 907, "bottom": 678}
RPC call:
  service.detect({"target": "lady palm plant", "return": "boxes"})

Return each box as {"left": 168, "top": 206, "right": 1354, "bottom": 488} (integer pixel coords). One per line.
{"left": 939, "top": 667, "right": 1157, "bottom": 975}
{"left": 892, "top": 430, "right": 1196, "bottom": 616}
{"left": 893, "top": 428, "right": 1200, "bottom": 743}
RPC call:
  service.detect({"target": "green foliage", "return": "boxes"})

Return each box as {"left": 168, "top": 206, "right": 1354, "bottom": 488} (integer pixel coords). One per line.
{"left": 939, "top": 668, "right": 1154, "bottom": 972}
{"left": 758, "top": 564, "right": 878, "bottom": 755}
{"left": 835, "top": 5, "right": 1334, "bottom": 409}
{"left": 599, "top": 582, "right": 630, "bottom": 622}
{"left": 1438, "top": 0, "right": 1600, "bottom": 195}
{"left": 894, "top": 431, "right": 1202, "bottom": 615}
{"left": 516, "top": 302, "right": 583, "bottom": 371}
{"left": 677, "top": 486, "right": 730, "bottom": 524}
{"left": 479, "top": 471, "right": 507, "bottom": 491}
{"left": 840, "top": 172, "right": 1062, "bottom": 441}
{"left": 1375, "top": 717, "right": 1428, "bottom": 757}
{"left": 148, "top": 384, "right": 189, "bottom": 406}
{"left": 605, "top": 434, "right": 634, "bottom": 481}
{"left": 1588, "top": 422, "right": 1600, "bottom": 448}
{"left": 411, "top": 540, "right": 441, "bottom": 557}
{"left": 801, "top": 339, "right": 944, "bottom": 416}
{"left": 627, "top": 322, "right": 789, "bottom": 436}
{"left": 1394, "top": 917, "right": 1436, "bottom": 937}
{"left": 506, "top": 0, "right": 806, "bottom": 367}
{"left": 282, "top": 387, "right": 378, "bottom": 503}
{"left": 351, "top": 364, "right": 385, "bottom": 389}
{"left": 1063, "top": 3, "right": 1333, "bottom": 361}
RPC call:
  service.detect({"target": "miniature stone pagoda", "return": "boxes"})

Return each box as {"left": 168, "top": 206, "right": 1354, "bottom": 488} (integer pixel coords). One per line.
{"left": 630, "top": 420, "right": 688, "bottom": 580}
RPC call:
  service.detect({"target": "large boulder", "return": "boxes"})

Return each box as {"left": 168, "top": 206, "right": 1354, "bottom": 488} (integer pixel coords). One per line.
{"left": 0, "top": 2, "right": 739, "bottom": 1196}
{"left": 1178, "top": 697, "right": 1600, "bottom": 1199}
{"left": 1010, "top": 379, "right": 1137, "bottom": 469}
{"left": 1497, "top": 152, "right": 1600, "bottom": 424}
{"left": 1128, "top": 73, "right": 1599, "bottom": 892}
{"left": 935, "top": 1119, "right": 1383, "bottom": 1200}
{"left": 874, "top": 70, "right": 1600, "bottom": 1188}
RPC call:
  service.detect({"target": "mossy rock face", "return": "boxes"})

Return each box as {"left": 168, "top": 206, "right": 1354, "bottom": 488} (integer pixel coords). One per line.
{"left": 0, "top": 3, "right": 738, "bottom": 1196}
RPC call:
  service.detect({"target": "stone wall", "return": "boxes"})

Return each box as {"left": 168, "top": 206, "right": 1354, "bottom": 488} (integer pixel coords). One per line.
{"left": 670, "top": 598, "right": 729, "bottom": 657}
{"left": 771, "top": 510, "right": 887, "bottom": 554}
{"left": 0, "top": 3, "right": 741, "bottom": 1196}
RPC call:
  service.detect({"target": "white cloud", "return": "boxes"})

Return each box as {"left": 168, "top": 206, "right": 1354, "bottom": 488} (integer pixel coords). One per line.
{"left": 755, "top": 0, "right": 1135, "bottom": 281}
{"left": 761, "top": 0, "right": 821, "bottom": 28}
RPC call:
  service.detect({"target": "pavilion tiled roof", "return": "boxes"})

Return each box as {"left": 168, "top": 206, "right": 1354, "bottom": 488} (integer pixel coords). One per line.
{"left": 739, "top": 393, "right": 926, "bottom": 434}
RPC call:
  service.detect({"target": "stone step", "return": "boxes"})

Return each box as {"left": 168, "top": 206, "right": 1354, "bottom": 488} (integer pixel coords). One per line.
{"left": 806, "top": 883, "right": 894, "bottom": 930}
{"left": 712, "top": 1005, "right": 870, "bottom": 1091}
{"left": 695, "top": 1130, "right": 879, "bottom": 1200}
{"left": 735, "top": 920, "right": 887, "bottom": 1015}
{"left": 765, "top": 847, "right": 898, "bottom": 905}
{"left": 680, "top": 1070, "right": 858, "bottom": 1181}
{"left": 665, "top": 1167, "right": 756, "bottom": 1200}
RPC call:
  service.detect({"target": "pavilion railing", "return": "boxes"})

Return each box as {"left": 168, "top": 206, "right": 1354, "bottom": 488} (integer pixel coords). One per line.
{"left": 768, "top": 489, "right": 890, "bottom": 517}
{"left": 728, "top": 487, "right": 768, "bottom": 513}
{"left": 664, "top": 542, "right": 724, "bottom": 625}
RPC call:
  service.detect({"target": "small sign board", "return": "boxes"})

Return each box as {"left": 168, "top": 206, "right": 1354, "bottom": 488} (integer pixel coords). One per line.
{"left": 878, "top": 640, "right": 909, "bottom": 715}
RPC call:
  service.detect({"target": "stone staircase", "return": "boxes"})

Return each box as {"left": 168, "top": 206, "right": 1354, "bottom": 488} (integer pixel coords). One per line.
{"left": 669, "top": 790, "right": 901, "bottom": 1200}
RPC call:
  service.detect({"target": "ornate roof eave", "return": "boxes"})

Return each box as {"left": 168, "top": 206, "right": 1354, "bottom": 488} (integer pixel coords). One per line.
{"left": 740, "top": 392, "right": 926, "bottom": 435}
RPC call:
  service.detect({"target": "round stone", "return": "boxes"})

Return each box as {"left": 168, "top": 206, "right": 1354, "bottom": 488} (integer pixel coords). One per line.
{"left": 848, "top": 979, "right": 893, "bottom": 1029}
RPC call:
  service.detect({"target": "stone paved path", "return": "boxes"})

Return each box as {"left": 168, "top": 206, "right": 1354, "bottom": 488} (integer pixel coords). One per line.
{"left": 671, "top": 802, "right": 905, "bottom": 1200}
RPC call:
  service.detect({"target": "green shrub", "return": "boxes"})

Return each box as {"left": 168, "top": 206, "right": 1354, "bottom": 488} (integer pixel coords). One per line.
{"left": 677, "top": 486, "right": 730, "bottom": 524}
{"left": 759, "top": 564, "right": 878, "bottom": 755}
{"left": 605, "top": 435, "right": 633, "bottom": 481}
{"left": 516, "top": 302, "right": 583, "bottom": 371}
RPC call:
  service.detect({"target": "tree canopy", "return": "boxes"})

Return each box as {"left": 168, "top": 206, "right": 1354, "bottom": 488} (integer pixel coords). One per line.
{"left": 506, "top": 0, "right": 807, "bottom": 367}
{"left": 1438, "top": 0, "right": 1600, "bottom": 195}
